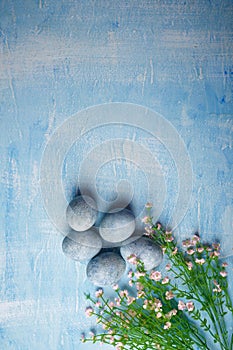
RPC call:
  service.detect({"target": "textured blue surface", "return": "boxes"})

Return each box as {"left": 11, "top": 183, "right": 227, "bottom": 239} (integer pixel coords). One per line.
{"left": 1, "top": 1, "right": 233, "bottom": 349}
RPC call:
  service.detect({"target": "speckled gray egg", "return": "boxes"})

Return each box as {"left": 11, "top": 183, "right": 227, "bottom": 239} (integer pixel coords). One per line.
{"left": 99, "top": 209, "right": 135, "bottom": 243}
{"left": 120, "top": 236, "right": 163, "bottom": 270}
{"left": 62, "top": 229, "right": 102, "bottom": 261}
{"left": 86, "top": 252, "right": 126, "bottom": 286}
{"left": 66, "top": 196, "right": 98, "bottom": 231}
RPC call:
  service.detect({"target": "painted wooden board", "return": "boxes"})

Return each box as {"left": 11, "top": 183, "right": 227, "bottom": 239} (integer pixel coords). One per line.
{"left": 1, "top": 1, "right": 233, "bottom": 349}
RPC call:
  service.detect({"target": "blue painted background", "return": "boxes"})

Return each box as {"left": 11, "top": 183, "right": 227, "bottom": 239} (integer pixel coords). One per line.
{"left": 1, "top": 1, "right": 233, "bottom": 349}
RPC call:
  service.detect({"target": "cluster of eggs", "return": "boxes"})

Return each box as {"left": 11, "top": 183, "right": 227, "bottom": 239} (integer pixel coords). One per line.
{"left": 62, "top": 195, "right": 163, "bottom": 286}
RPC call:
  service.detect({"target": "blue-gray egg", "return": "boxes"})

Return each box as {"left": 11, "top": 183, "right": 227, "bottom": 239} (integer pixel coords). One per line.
{"left": 120, "top": 236, "right": 163, "bottom": 270}
{"left": 66, "top": 195, "right": 98, "bottom": 232}
{"left": 99, "top": 209, "right": 135, "bottom": 243}
{"left": 62, "top": 229, "right": 102, "bottom": 261}
{"left": 86, "top": 252, "right": 126, "bottom": 286}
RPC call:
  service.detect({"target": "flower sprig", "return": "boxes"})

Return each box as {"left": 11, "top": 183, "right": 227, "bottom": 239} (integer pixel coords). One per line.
{"left": 82, "top": 204, "right": 233, "bottom": 350}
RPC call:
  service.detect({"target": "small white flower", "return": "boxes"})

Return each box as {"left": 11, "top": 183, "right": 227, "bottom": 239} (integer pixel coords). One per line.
{"left": 220, "top": 271, "right": 227, "bottom": 277}
{"left": 186, "top": 302, "right": 194, "bottom": 312}
{"left": 145, "top": 202, "right": 153, "bottom": 209}
{"left": 85, "top": 307, "right": 93, "bottom": 317}
{"left": 178, "top": 300, "right": 186, "bottom": 311}
{"left": 165, "top": 291, "right": 174, "bottom": 300}
{"left": 195, "top": 258, "right": 205, "bottom": 265}
{"left": 162, "top": 276, "right": 169, "bottom": 284}
{"left": 164, "top": 321, "right": 171, "bottom": 329}
{"left": 95, "top": 289, "right": 103, "bottom": 298}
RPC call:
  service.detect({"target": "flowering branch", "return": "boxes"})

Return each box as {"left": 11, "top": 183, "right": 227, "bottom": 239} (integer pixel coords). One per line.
{"left": 82, "top": 205, "right": 232, "bottom": 350}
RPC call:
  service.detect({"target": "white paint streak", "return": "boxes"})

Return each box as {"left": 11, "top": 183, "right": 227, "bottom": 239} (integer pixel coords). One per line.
{"left": 0, "top": 298, "right": 74, "bottom": 324}
{"left": 74, "top": 262, "right": 80, "bottom": 313}
{"left": 199, "top": 66, "right": 203, "bottom": 80}
{"left": 27, "top": 161, "right": 39, "bottom": 216}
{"left": 141, "top": 67, "right": 147, "bottom": 96}
{"left": 45, "top": 99, "right": 56, "bottom": 142}
{"left": 150, "top": 58, "right": 154, "bottom": 85}
{"left": 1, "top": 27, "right": 231, "bottom": 87}
{"left": 7, "top": 156, "right": 21, "bottom": 203}
{"left": 2, "top": 33, "right": 22, "bottom": 139}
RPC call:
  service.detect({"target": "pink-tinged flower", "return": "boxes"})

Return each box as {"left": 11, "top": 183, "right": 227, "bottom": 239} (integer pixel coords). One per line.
{"left": 178, "top": 300, "right": 186, "bottom": 310}
{"left": 128, "top": 270, "right": 133, "bottom": 278}
{"left": 154, "top": 298, "right": 162, "bottom": 309}
{"left": 210, "top": 251, "right": 220, "bottom": 258}
{"left": 108, "top": 302, "right": 114, "bottom": 309}
{"left": 136, "top": 282, "right": 144, "bottom": 291}
{"left": 129, "top": 279, "right": 133, "bottom": 287}
{"left": 192, "top": 235, "right": 200, "bottom": 244}
{"left": 195, "top": 258, "right": 205, "bottom": 265}
{"left": 170, "top": 309, "right": 177, "bottom": 316}
{"left": 166, "top": 309, "right": 177, "bottom": 318}
{"left": 212, "top": 243, "right": 220, "bottom": 250}
{"left": 120, "top": 290, "right": 129, "bottom": 298}
{"left": 156, "top": 222, "right": 162, "bottom": 230}
{"left": 142, "top": 216, "right": 151, "bottom": 224}
{"left": 90, "top": 331, "right": 95, "bottom": 337}
{"left": 222, "top": 262, "right": 228, "bottom": 268}
{"left": 206, "top": 247, "right": 212, "bottom": 252}
{"left": 128, "top": 309, "right": 137, "bottom": 317}
{"left": 95, "top": 301, "right": 101, "bottom": 308}
{"left": 186, "top": 302, "right": 194, "bottom": 312}
{"left": 150, "top": 270, "right": 162, "bottom": 281}
{"left": 145, "top": 202, "right": 153, "bottom": 209}
{"left": 135, "top": 271, "right": 146, "bottom": 278}
{"left": 172, "top": 247, "right": 178, "bottom": 255}
{"left": 113, "top": 284, "right": 119, "bottom": 290}
{"left": 165, "top": 234, "right": 174, "bottom": 242}
{"left": 116, "top": 342, "right": 124, "bottom": 350}
{"left": 182, "top": 239, "right": 192, "bottom": 248}
{"left": 156, "top": 311, "right": 162, "bottom": 318}
{"left": 85, "top": 307, "right": 93, "bottom": 317}
{"left": 109, "top": 336, "right": 115, "bottom": 344}
{"left": 165, "top": 263, "right": 171, "bottom": 271}
{"left": 165, "top": 291, "right": 174, "bottom": 300}
{"left": 145, "top": 226, "right": 153, "bottom": 235}
{"left": 81, "top": 334, "right": 85, "bottom": 342}
{"left": 127, "top": 254, "right": 138, "bottom": 265}
{"left": 212, "top": 280, "right": 222, "bottom": 292}
{"left": 162, "top": 247, "right": 167, "bottom": 254}
{"left": 220, "top": 271, "right": 227, "bottom": 277}
{"left": 162, "top": 276, "right": 170, "bottom": 284}
{"left": 115, "top": 297, "right": 121, "bottom": 306}
{"left": 164, "top": 321, "right": 171, "bottom": 329}
{"left": 95, "top": 289, "right": 103, "bottom": 298}
{"left": 127, "top": 296, "right": 135, "bottom": 305}
{"left": 197, "top": 247, "right": 204, "bottom": 253}
{"left": 186, "top": 261, "right": 193, "bottom": 270}
{"left": 137, "top": 291, "right": 145, "bottom": 298}
{"left": 187, "top": 249, "right": 195, "bottom": 255}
